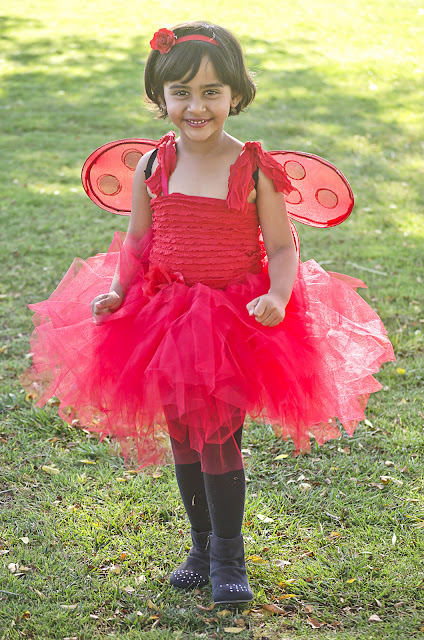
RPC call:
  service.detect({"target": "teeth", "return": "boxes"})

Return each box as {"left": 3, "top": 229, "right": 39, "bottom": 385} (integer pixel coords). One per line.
{"left": 188, "top": 119, "right": 207, "bottom": 124}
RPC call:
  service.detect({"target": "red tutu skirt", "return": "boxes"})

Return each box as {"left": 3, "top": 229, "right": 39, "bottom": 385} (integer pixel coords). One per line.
{"left": 21, "top": 230, "right": 395, "bottom": 467}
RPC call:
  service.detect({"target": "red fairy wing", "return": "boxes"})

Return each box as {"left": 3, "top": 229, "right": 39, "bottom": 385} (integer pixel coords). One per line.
{"left": 269, "top": 151, "right": 354, "bottom": 228}
{"left": 81, "top": 139, "right": 158, "bottom": 214}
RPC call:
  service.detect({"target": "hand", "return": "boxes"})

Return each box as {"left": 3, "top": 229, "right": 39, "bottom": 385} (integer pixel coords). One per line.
{"left": 246, "top": 292, "right": 286, "bottom": 327}
{"left": 91, "top": 291, "right": 123, "bottom": 322}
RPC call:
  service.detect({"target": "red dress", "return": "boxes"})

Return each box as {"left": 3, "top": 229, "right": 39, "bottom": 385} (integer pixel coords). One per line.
{"left": 22, "top": 132, "right": 395, "bottom": 467}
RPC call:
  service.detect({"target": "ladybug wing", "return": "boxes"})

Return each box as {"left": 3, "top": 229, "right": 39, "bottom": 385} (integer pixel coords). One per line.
{"left": 81, "top": 139, "right": 158, "bottom": 215}
{"left": 270, "top": 151, "right": 354, "bottom": 228}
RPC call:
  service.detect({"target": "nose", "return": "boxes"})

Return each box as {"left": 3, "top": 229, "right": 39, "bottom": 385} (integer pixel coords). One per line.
{"left": 187, "top": 94, "right": 206, "bottom": 114}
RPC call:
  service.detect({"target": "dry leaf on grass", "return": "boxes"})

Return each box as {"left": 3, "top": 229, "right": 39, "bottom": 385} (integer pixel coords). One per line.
{"left": 109, "top": 564, "right": 121, "bottom": 574}
{"left": 274, "top": 559, "right": 291, "bottom": 568}
{"left": 307, "top": 617, "right": 323, "bottom": 628}
{"left": 368, "top": 614, "right": 383, "bottom": 622}
{"left": 392, "top": 478, "right": 403, "bottom": 486}
{"left": 196, "top": 603, "right": 215, "bottom": 611}
{"left": 256, "top": 514, "right": 274, "bottom": 523}
{"left": 337, "top": 446, "right": 351, "bottom": 455}
{"left": 8, "top": 563, "right": 31, "bottom": 574}
{"left": 262, "top": 603, "right": 286, "bottom": 615}
{"left": 223, "top": 628, "right": 244, "bottom": 634}
{"left": 41, "top": 465, "right": 60, "bottom": 476}
{"left": 123, "top": 586, "right": 135, "bottom": 593}
{"left": 299, "top": 483, "right": 312, "bottom": 492}
{"left": 247, "top": 554, "right": 267, "bottom": 564}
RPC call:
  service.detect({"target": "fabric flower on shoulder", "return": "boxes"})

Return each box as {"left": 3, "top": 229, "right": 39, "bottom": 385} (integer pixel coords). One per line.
{"left": 227, "top": 142, "right": 294, "bottom": 210}
{"left": 145, "top": 132, "right": 177, "bottom": 196}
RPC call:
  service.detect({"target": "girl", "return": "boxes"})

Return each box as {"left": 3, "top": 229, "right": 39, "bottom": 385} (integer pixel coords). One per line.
{"left": 22, "top": 22, "right": 395, "bottom": 604}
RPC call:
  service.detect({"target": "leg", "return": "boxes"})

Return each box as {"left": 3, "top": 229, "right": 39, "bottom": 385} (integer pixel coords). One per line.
{"left": 171, "top": 433, "right": 211, "bottom": 534}
{"left": 201, "top": 427, "right": 245, "bottom": 539}
{"left": 200, "top": 421, "right": 253, "bottom": 604}
{"left": 168, "top": 429, "right": 211, "bottom": 589}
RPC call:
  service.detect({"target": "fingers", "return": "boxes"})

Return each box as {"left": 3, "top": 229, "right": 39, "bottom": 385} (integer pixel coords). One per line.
{"left": 246, "top": 295, "right": 286, "bottom": 326}
{"left": 262, "top": 310, "right": 285, "bottom": 327}
{"left": 91, "top": 293, "right": 119, "bottom": 318}
{"left": 246, "top": 297, "right": 260, "bottom": 316}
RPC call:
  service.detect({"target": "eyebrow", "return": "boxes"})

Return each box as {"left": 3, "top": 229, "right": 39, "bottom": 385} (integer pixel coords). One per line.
{"left": 168, "top": 82, "right": 224, "bottom": 89}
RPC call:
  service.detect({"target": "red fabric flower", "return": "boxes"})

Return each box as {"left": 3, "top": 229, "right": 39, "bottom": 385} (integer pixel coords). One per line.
{"left": 143, "top": 264, "right": 185, "bottom": 299}
{"left": 150, "top": 28, "right": 176, "bottom": 55}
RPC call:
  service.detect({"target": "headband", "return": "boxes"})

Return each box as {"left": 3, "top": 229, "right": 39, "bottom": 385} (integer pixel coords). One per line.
{"left": 150, "top": 28, "right": 220, "bottom": 55}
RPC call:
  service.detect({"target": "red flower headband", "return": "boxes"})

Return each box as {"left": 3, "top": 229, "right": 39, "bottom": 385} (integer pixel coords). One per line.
{"left": 150, "top": 28, "right": 220, "bottom": 55}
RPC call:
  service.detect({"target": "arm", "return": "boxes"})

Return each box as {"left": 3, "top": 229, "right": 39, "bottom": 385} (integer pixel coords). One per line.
{"left": 246, "top": 170, "right": 298, "bottom": 327}
{"left": 91, "top": 150, "right": 155, "bottom": 319}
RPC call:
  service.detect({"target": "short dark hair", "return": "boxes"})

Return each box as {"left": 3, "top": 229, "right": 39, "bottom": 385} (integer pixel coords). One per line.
{"left": 144, "top": 21, "right": 256, "bottom": 118}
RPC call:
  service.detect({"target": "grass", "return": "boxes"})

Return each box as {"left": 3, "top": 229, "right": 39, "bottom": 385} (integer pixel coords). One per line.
{"left": 1, "top": 0, "right": 423, "bottom": 638}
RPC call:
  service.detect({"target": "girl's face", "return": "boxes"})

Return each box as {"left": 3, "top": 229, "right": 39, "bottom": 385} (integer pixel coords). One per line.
{"left": 163, "top": 56, "right": 239, "bottom": 143}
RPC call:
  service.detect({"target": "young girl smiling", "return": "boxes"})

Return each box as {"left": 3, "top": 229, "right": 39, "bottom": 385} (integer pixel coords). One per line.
{"left": 23, "top": 21, "right": 394, "bottom": 604}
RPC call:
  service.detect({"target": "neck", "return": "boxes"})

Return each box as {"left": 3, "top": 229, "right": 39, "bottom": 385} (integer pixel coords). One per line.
{"left": 176, "top": 128, "right": 229, "bottom": 157}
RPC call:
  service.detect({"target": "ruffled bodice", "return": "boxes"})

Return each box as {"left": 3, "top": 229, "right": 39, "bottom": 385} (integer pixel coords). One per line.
{"left": 145, "top": 132, "right": 293, "bottom": 288}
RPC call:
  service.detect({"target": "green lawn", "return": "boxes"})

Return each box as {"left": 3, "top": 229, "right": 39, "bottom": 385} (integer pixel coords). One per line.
{"left": 1, "top": 1, "right": 423, "bottom": 638}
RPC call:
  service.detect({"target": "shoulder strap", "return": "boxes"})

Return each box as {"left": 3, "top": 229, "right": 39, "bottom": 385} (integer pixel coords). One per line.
{"left": 144, "top": 148, "right": 158, "bottom": 180}
{"left": 252, "top": 166, "right": 259, "bottom": 191}
{"left": 145, "top": 132, "right": 177, "bottom": 197}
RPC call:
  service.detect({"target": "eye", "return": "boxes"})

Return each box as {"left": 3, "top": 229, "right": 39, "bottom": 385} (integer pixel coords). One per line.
{"left": 205, "top": 90, "right": 219, "bottom": 96}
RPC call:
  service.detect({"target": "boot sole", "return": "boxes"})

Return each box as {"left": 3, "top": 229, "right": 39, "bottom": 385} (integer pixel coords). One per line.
{"left": 214, "top": 597, "right": 253, "bottom": 605}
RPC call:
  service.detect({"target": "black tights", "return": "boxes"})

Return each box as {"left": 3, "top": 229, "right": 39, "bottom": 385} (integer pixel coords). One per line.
{"left": 170, "top": 424, "right": 246, "bottom": 539}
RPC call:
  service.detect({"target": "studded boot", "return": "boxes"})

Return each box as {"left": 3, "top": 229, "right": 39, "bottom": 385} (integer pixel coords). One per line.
{"left": 169, "top": 528, "right": 211, "bottom": 589}
{"left": 209, "top": 533, "right": 253, "bottom": 604}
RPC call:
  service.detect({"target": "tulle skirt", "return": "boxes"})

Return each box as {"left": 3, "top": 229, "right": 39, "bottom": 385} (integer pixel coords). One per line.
{"left": 21, "top": 231, "right": 395, "bottom": 468}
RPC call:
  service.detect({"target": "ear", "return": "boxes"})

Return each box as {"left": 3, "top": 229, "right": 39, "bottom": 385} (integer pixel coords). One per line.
{"left": 231, "top": 95, "right": 241, "bottom": 108}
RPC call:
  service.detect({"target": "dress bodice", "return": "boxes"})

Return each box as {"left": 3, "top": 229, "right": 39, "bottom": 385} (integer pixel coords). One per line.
{"left": 145, "top": 132, "right": 293, "bottom": 288}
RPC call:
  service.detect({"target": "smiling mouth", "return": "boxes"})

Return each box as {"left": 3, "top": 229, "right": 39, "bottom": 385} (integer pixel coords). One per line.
{"left": 186, "top": 119, "right": 210, "bottom": 125}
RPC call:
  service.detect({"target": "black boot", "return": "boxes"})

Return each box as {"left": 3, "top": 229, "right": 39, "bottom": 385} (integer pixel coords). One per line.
{"left": 209, "top": 533, "right": 253, "bottom": 604}
{"left": 169, "top": 528, "right": 211, "bottom": 589}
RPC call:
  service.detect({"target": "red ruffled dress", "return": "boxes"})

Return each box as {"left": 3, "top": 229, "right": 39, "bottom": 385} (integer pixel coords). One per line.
{"left": 22, "top": 132, "right": 395, "bottom": 467}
